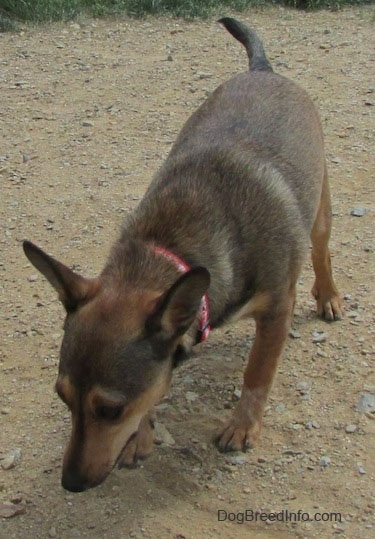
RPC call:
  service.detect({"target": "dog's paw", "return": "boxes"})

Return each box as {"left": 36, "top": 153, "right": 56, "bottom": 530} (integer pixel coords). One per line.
{"left": 118, "top": 413, "right": 155, "bottom": 468}
{"left": 312, "top": 286, "right": 343, "bottom": 321}
{"left": 215, "top": 419, "right": 261, "bottom": 453}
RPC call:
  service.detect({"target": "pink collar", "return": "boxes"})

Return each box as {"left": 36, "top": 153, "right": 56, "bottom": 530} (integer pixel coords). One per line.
{"left": 153, "top": 245, "right": 211, "bottom": 343}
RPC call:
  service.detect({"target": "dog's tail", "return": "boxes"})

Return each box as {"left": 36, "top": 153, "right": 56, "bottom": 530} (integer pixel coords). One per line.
{"left": 218, "top": 17, "right": 273, "bottom": 72}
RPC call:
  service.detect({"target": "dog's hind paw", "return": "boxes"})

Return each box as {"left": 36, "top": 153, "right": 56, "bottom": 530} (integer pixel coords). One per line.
{"left": 215, "top": 419, "right": 261, "bottom": 453}
{"left": 118, "top": 413, "right": 155, "bottom": 468}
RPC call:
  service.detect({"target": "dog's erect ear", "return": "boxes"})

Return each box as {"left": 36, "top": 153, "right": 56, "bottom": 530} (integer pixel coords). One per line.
{"left": 147, "top": 267, "right": 210, "bottom": 340}
{"left": 23, "top": 240, "right": 100, "bottom": 312}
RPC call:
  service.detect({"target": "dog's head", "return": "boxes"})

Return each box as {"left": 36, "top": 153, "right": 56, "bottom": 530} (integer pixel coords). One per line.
{"left": 23, "top": 241, "right": 210, "bottom": 491}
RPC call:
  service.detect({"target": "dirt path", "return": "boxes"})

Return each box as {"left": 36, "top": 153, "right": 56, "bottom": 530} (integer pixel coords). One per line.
{"left": 1, "top": 6, "right": 374, "bottom": 539}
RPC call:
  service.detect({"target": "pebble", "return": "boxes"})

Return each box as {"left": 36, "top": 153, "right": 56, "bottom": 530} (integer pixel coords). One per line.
{"left": 186, "top": 391, "right": 199, "bottom": 402}
{"left": 153, "top": 422, "right": 175, "bottom": 446}
{"left": 196, "top": 71, "right": 212, "bottom": 79}
{"left": 275, "top": 403, "right": 286, "bottom": 414}
{"left": 296, "top": 381, "right": 310, "bottom": 394}
{"left": 357, "top": 464, "right": 366, "bottom": 475}
{"left": 354, "top": 393, "right": 375, "bottom": 414}
{"left": 0, "top": 503, "right": 26, "bottom": 518}
{"left": 312, "top": 331, "right": 328, "bottom": 343}
{"left": 49, "top": 527, "right": 57, "bottom": 538}
{"left": 1, "top": 448, "right": 21, "bottom": 470}
{"left": 289, "top": 329, "right": 301, "bottom": 339}
{"left": 233, "top": 388, "right": 242, "bottom": 400}
{"left": 225, "top": 455, "right": 247, "bottom": 466}
{"left": 345, "top": 424, "right": 357, "bottom": 433}
{"left": 319, "top": 456, "right": 331, "bottom": 467}
{"left": 350, "top": 207, "right": 366, "bottom": 217}
{"left": 27, "top": 274, "right": 38, "bottom": 282}
{"left": 305, "top": 420, "right": 320, "bottom": 430}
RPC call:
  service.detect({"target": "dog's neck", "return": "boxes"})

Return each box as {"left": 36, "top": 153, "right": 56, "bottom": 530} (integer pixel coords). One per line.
{"left": 152, "top": 245, "right": 210, "bottom": 344}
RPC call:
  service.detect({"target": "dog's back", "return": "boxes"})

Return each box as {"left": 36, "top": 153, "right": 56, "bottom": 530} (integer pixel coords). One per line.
{"left": 167, "top": 19, "right": 325, "bottom": 227}
{"left": 124, "top": 19, "right": 326, "bottom": 321}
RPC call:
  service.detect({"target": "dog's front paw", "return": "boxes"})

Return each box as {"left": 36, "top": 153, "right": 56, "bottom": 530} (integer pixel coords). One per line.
{"left": 215, "top": 418, "right": 261, "bottom": 453}
{"left": 118, "top": 412, "right": 155, "bottom": 468}
{"left": 312, "top": 285, "right": 343, "bottom": 321}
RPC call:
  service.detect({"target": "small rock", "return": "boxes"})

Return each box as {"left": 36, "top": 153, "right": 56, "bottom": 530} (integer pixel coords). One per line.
{"left": 226, "top": 455, "right": 247, "bottom": 465}
{"left": 1, "top": 408, "right": 10, "bottom": 415}
{"left": 350, "top": 207, "right": 366, "bottom": 217}
{"left": 81, "top": 121, "right": 93, "bottom": 127}
{"left": 49, "top": 527, "right": 57, "bottom": 538}
{"left": 296, "top": 381, "right": 310, "bottom": 394}
{"left": 275, "top": 403, "right": 286, "bottom": 414}
{"left": 27, "top": 274, "right": 38, "bottom": 282}
{"left": 319, "top": 456, "right": 331, "bottom": 467}
{"left": 233, "top": 388, "right": 242, "bottom": 400}
{"left": 1, "top": 448, "right": 22, "bottom": 470}
{"left": 354, "top": 393, "right": 375, "bottom": 414}
{"left": 330, "top": 156, "right": 341, "bottom": 164}
{"left": 357, "top": 464, "right": 366, "bottom": 475}
{"left": 345, "top": 424, "right": 357, "bottom": 433}
{"left": 0, "top": 503, "right": 26, "bottom": 518}
{"left": 289, "top": 329, "right": 301, "bottom": 339}
{"left": 196, "top": 71, "right": 212, "bottom": 79}
{"left": 312, "top": 331, "right": 328, "bottom": 343}
{"left": 153, "top": 422, "right": 175, "bottom": 446}
{"left": 305, "top": 420, "right": 314, "bottom": 429}
{"left": 186, "top": 391, "right": 199, "bottom": 402}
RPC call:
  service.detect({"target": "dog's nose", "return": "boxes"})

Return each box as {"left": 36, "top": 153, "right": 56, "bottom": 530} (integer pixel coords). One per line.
{"left": 61, "top": 470, "right": 88, "bottom": 492}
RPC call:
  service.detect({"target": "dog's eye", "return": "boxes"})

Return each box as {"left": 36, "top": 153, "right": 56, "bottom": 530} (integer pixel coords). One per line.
{"left": 95, "top": 405, "right": 124, "bottom": 422}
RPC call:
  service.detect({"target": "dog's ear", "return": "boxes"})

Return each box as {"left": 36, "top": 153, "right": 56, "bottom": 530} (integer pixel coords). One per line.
{"left": 147, "top": 267, "right": 210, "bottom": 340}
{"left": 23, "top": 240, "right": 99, "bottom": 312}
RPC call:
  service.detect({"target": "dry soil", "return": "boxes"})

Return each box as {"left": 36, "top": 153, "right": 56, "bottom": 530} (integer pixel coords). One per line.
{"left": 0, "top": 6, "right": 374, "bottom": 539}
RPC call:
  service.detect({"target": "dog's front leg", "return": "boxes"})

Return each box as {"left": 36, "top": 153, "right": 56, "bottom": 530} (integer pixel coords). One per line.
{"left": 216, "top": 290, "right": 294, "bottom": 452}
{"left": 118, "top": 409, "right": 156, "bottom": 468}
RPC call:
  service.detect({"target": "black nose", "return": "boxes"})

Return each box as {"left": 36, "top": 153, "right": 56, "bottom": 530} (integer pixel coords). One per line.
{"left": 61, "top": 470, "right": 88, "bottom": 493}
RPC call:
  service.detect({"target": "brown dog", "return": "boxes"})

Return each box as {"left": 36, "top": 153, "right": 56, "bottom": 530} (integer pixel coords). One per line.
{"left": 23, "top": 18, "right": 342, "bottom": 492}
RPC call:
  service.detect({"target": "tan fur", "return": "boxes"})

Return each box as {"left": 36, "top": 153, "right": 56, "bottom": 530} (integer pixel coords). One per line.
{"left": 63, "top": 365, "right": 171, "bottom": 488}
{"left": 228, "top": 291, "right": 271, "bottom": 324}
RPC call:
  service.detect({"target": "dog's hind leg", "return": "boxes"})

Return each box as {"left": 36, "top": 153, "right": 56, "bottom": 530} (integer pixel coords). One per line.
{"left": 216, "top": 288, "right": 295, "bottom": 452}
{"left": 311, "top": 164, "right": 343, "bottom": 321}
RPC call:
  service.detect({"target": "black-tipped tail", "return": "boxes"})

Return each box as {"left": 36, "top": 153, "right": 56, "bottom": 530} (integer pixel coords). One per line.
{"left": 218, "top": 17, "right": 273, "bottom": 72}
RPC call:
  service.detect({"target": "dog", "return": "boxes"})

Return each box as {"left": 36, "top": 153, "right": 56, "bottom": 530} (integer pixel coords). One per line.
{"left": 23, "top": 18, "right": 342, "bottom": 492}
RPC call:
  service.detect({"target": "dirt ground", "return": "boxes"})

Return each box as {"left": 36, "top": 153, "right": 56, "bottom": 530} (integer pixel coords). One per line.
{"left": 0, "top": 5, "right": 374, "bottom": 539}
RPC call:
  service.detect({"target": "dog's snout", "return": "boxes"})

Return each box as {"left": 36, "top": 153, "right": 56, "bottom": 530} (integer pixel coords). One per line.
{"left": 62, "top": 469, "right": 89, "bottom": 493}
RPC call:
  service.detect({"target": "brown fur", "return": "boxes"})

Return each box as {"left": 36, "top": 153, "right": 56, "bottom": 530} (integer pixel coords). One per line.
{"left": 23, "top": 19, "right": 342, "bottom": 491}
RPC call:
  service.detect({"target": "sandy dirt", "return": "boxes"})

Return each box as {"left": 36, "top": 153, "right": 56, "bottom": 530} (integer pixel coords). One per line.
{"left": 1, "top": 5, "right": 374, "bottom": 539}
